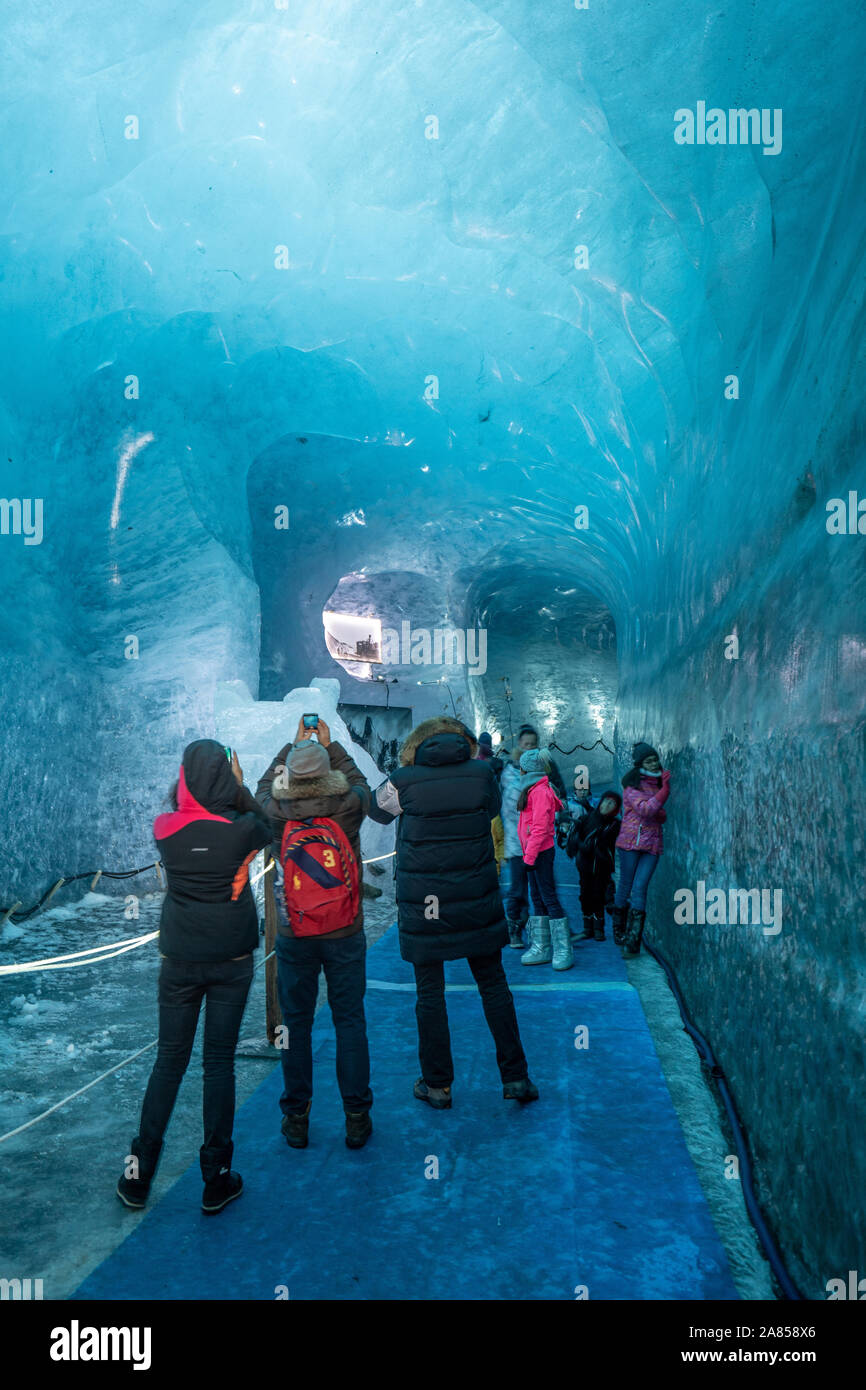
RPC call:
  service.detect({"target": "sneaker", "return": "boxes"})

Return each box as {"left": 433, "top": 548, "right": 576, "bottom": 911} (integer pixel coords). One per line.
{"left": 281, "top": 1100, "right": 311, "bottom": 1149}
{"left": 345, "top": 1111, "right": 373, "bottom": 1149}
{"left": 503, "top": 1077, "right": 540, "bottom": 1103}
{"left": 413, "top": 1078, "right": 452, "bottom": 1109}
{"left": 201, "top": 1170, "right": 243, "bottom": 1214}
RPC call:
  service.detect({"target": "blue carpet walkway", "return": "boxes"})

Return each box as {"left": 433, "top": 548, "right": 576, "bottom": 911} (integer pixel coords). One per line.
{"left": 75, "top": 858, "right": 737, "bottom": 1300}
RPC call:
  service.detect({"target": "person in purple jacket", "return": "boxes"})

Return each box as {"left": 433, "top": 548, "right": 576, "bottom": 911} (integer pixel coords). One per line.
{"left": 611, "top": 742, "right": 671, "bottom": 956}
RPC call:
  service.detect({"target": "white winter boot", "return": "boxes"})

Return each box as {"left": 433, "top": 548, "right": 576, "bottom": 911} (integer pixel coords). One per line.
{"left": 521, "top": 916, "right": 552, "bottom": 965}
{"left": 549, "top": 917, "right": 574, "bottom": 971}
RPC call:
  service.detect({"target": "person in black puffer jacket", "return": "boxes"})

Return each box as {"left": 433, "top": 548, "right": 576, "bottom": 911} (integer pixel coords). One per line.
{"left": 565, "top": 790, "right": 622, "bottom": 943}
{"left": 369, "top": 716, "right": 538, "bottom": 1108}
{"left": 116, "top": 740, "right": 274, "bottom": 1217}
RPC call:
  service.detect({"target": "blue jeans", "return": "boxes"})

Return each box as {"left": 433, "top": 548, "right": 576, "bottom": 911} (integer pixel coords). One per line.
{"left": 275, "top": 931, "right": 372, "bottom": 1115}
{"left": 525, "top": 846, "right": 565, "bottom": 918}
{"left": 614, "top": 849, "right": 659, "bottom": 913}
{"left": 504, "top": 855, "right": 529, "bottom": 922}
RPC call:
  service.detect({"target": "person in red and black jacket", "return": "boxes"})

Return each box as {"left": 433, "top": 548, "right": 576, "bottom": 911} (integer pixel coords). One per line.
{"left": 116, "top": 740, "right": 273, "bottom": 1216}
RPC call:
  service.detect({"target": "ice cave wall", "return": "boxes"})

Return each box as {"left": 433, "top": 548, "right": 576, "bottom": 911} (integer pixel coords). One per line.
{"left": 1, "top": 0, "right": 864, "bottom": 1289}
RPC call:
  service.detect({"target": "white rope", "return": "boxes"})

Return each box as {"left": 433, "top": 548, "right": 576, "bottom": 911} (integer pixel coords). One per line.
{"left": 0, "top": 1042, "right": 159, "bottom": 1144}
{"left": 0, "top": 931, "right": 159, "bottom": 977}
{"left": 362, "top": 851, "right": 396, "bottom": 864}
{"left": 249, "top": 859, "right": 275, "bottom": 887}
{"left": 0, "top": 947, "right": 280, "bottom": 1144}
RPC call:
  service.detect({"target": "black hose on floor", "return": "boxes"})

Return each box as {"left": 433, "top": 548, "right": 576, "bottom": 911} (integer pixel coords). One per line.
{"left": 640, "top": 936, "right": 804, "bottom": 1301}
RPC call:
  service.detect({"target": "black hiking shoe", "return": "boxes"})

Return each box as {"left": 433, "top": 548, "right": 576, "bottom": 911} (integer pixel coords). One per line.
{"left": 345, "top": 1111, "right": 373, "bottom": 1149}
{"left": 116, "top": 1175, "right": 149, "bottom": 1209}
{"left": 413, "top": 1078, "right": 452, "bottom": 1109}
{"left": 201, "top": 1170, "right": 243, "bottom": 1214}
{"left": 281, "top": 1101, "right": 311, "bottom": 1149}
{"left": 503, "top": 1077, "right": 540, "bottom": 1103}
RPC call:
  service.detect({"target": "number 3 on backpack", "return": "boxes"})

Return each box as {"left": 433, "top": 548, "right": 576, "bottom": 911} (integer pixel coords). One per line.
{"left": 279, "top": 817, "right": 360, "bottom": 936}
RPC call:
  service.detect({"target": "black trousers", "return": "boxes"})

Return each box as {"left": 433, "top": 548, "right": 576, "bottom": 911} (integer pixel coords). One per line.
{"left": 413, "top": 950, "right": 528, "bottom": 1089}
{"left": 579, "top": 866, "right": 613, "bottom": 917}
{"left": 138, "top": 955, "right": 254, "bottom": 1181}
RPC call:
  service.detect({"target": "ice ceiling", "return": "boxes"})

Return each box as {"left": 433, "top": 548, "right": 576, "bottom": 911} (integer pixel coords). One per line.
{"left": 1, "top": 1, "right": 864, "bottom": 1291}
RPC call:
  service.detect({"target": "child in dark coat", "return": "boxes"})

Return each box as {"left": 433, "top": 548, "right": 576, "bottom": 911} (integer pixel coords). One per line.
{"left": 566, "top": 791, "right": 622, "bottom": 941}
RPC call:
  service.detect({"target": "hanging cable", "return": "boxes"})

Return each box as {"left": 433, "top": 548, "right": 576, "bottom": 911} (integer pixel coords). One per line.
{"left": 548, "top": 737, "right": 615, "bottom": 756}
{"left": 1, "top": 862, "right": 163, "bottom": 925}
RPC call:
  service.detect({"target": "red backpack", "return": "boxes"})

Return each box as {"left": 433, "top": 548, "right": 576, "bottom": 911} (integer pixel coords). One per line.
{"left": 279, "top": 817, "right": 360, "bottom": 937}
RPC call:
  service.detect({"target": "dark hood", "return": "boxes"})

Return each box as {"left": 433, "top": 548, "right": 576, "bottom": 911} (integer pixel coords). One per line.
{"left": 180, "top": 739, "right": 239, "bottom": 815}
{"left": 415, "top": 732, "right": 472, "bottom": 767}
{"left": 580, "top": 791, "right": 622, "bottom": 839}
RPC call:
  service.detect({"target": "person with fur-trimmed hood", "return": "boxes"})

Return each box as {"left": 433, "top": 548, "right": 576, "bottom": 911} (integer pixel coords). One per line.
{"left": 256, "top": 716, "right": 373, "bottom": 1151}
{"left": 368, "top": 716, "right": 538, "bottom": 1109}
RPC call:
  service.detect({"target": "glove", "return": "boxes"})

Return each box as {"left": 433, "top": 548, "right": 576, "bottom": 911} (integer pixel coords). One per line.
{"left": 661, "top": 769, "right": 671, "bottom": 784}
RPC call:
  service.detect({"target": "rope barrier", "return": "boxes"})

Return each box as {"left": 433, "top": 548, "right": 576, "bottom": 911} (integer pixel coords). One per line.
{"left": 0, "top": 933, "right": 159, "bottom": 977}
{"left": 0, "top": 947, "right": 278, "bottom": 1146}
{"left": 2, "top": 851, "right": 396, "bottom": 927}
{"left": 1, "top": 862, "right": 163, "bottom": 925}
{"left": 1, "top": 851, "right": 395, "bottom": 976}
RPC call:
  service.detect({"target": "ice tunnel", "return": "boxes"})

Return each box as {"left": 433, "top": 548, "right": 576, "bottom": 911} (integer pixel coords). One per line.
{"left": 1, "top": 0, "right": 864, "bottom": 1310}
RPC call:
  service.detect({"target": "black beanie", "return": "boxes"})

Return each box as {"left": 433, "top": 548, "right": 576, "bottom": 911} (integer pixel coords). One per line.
{"left": 632, "top": 741, "right": 657, "bottom": 765}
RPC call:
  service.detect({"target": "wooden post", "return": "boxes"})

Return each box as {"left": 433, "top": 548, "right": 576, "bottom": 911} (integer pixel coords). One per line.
{"left": 1, "top": 901, "right": 22, "bottom": 929}
{"left": 90, "top": 870, "right": 102, "bottom": 891}
{"left": 263, "top": 852, "right": 283, "bottom": 1047}
{"left": 41, "top": 879, "right": 66, "bottom": 909}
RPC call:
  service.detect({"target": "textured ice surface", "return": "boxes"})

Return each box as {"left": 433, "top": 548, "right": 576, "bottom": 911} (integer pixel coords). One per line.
{"left": 213, "top": 677, "right": 395, "bottom": 867}
{"left": 1, "top": 0, "right": 864, "bottom": 1293}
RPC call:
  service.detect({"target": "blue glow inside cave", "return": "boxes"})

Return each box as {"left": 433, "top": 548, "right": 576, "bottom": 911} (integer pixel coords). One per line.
{"left": 1, "top": 0, "right": 864, "bottom": 1295}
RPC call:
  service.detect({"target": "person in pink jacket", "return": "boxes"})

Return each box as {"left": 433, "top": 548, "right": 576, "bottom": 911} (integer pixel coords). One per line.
{"left": 516, "top": 749, "right": 573, "bottom": 970}
{"left": 612, "top": 742, "right": 671, "bottom": 956}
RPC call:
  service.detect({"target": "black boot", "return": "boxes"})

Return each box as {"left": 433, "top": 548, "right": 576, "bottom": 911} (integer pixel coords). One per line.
{"left": 578, "top": 915, "right": 595, "bottom": 940}
{"left": 506, "top": 918, "right": 524, "bottom": 949}
{"left": 201, "top": 1141, "right": 243, "bottom": 1213}
{"left": 623, "top": 909, "right": 646, "bottom": 956}
{"left": 593, "top": 914, "right": 606, "bottom": 941}
{"left": 503, "top": 1077, "right": 539, "bottom": 1103}
{"left": 611, "top": 904, "right": 629, "bottom": 948}
{"left": 281, "top": 1100, "right": 312, "bottom": 1149}
{"left": 345, "top": 1110, "right": 373, "bottom": 1149}
{"left": 116, "top": 1136, "right": 163, "bottom": 1210}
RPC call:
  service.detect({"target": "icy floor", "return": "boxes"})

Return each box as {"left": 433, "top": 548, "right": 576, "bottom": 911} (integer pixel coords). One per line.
{"left": 1, "top": 883, "right": 774, "bottom": 1300}
{"left": 0, "top": 885, "right": 398, "bottom": 1299}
